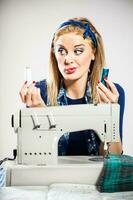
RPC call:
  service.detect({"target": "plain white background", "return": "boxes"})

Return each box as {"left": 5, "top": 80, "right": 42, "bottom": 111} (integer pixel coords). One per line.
{"left": 0, "top": 0, "right": 133, "bottom": 158}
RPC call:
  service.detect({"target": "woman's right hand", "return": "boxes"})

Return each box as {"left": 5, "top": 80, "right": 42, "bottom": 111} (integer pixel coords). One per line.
{"left": 19, "top": 81, "right": 46, "bottom": 107}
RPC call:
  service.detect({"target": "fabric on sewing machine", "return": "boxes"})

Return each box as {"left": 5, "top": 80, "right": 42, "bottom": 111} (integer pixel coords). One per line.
{"left": 0, "top": 166, "right": 6, "bottom": 187}
{"left": 96, "top": 154, "right": 133, "bottom": 192}
{"left": 48, "top": 183, "right": 133, "bottom": 200}
{"left": 0, "top": 184, "right": 133, "bottom": 200}
{"left": 0, "top": 186, "right": 48, "bottom": 200}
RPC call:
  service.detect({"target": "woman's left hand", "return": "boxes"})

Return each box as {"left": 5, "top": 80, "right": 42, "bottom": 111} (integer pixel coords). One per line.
{"left": 96, "top": 78, "right": 119, "bottom": 103}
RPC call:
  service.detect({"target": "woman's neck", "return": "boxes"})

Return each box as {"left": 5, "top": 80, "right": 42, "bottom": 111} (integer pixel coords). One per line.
{"left": 64, "top": 78, "right": 87, "bottom": 99}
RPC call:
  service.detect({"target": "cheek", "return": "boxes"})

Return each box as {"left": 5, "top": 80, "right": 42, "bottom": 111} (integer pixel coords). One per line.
{"left": 56, "top": 57, "right": 64, "bottom": 74}
{"left": 55, "top": 55, "right": 63, "bottom": 65}
{"left": 79, "top": 54, "right": 92, "bottom": 69}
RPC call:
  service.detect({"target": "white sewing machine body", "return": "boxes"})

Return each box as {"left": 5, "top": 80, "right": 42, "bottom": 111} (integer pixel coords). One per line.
{"left": 12, "top": 104, "right": 120, "bottom": 166}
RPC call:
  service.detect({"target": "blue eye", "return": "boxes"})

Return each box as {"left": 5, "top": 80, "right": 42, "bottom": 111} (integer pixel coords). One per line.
{"left": 58, "top": 48, "right": 67, "bottom": 55}
{"left": 74, "top": 48, "right": 84, "bottom": 55}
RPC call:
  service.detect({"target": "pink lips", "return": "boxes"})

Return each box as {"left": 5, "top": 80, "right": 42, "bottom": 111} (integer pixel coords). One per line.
{"left": 65, "top": 67, "right": 76, "bottom": 74}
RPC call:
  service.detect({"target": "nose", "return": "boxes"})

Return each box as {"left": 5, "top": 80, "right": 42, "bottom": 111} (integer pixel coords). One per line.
{"left": 64, "top": 53, "right": 74, "bottom": 64}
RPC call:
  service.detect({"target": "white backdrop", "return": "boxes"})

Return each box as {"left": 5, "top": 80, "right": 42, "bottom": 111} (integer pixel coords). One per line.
{"left": 0, "top": 0, "right": 133, "bottom": 158}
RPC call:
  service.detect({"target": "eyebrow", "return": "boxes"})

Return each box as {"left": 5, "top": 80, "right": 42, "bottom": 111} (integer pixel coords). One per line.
{"left": 74, "top": 44, "right": 85, "bottom": 47}
{"left": 55, "top": 44, "right": 85, "bottom": 48}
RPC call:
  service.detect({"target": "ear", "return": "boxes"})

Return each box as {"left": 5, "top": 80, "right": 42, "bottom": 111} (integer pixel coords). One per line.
{"left": 91, "top": 53, "right": 95, "bottom": 60}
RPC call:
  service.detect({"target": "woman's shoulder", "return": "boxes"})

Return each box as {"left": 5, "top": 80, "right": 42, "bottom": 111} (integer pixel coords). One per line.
{"left": 35, "top": 79, "right": 47, "bottom": 88}
{"left": 114, "top": 83, "right": 125, "bottom": 95}
{"left": 114, "top": 83, "right": 125, "bottom": 103}
{"left": 114, "top": 83, "right": 125, "bottom": 139}
{"left": 114, "top": 82, "right": 125, "bottom": 117}
{"left": 35, "top": 79, "right": 47, "bottom": 103}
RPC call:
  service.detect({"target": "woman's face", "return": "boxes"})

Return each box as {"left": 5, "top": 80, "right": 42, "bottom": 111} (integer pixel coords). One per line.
{"left": 54, "top": 32, "right": 95, "bottom": 82}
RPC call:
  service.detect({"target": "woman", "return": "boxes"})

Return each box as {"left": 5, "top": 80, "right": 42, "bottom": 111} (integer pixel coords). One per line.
{"left": 20, "top": 17, "right": 125, "bottom": 156}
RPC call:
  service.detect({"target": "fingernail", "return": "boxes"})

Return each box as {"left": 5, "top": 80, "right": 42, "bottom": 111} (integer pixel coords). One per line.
{"left": 32, "top": 81, "right": 36, "bottom": 84}
{"left": 104, "top": 76, "right": 108, "bottom": 80}
{"left": 98, "top": 80, "right": 100, "bottom": 84}
{"left": 24, "top": 81, "right": 27, "bottom": 84}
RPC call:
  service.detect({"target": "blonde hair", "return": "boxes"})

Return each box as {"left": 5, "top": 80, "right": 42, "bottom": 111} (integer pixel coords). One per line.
{"left": 47, "top": 17, "right": 106, "bottom": 105}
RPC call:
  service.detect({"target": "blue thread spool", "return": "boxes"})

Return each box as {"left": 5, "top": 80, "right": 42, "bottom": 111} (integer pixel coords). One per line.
{"left": 101, "top": 68, "right": 109, "bottom": 87}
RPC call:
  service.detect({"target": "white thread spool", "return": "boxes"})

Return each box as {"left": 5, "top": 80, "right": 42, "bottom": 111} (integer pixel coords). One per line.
{"left": 25, "top": 66, "right": 32, "bottom": 86}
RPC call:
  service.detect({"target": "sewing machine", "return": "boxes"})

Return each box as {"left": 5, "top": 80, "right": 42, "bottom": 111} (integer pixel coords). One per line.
{"left": 12, "top": 104, "right": 120, "bottom": 165}
{"left": 5, "top": 103, "right": 120, "bottom": 186}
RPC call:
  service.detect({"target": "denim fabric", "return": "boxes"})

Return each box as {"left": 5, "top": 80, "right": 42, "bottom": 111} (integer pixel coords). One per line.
{"left": 0, "top": 167, "right": 6, "bottom": 187}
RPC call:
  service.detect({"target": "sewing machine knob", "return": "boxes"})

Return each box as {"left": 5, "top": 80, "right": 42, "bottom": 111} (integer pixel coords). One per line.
{"left": 11, "top": 115, "right": 14, "bottom": 127}
{"left": 11, "top": 110, "right": 20, "bottom": 133}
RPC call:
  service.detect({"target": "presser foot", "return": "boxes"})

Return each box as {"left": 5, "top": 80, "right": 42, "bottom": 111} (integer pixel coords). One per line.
{"left": 88, "top": 156, "right": 104, "bottom": 162}
{"left": 104, "top": 144, "right": 110, "bottom": 159}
